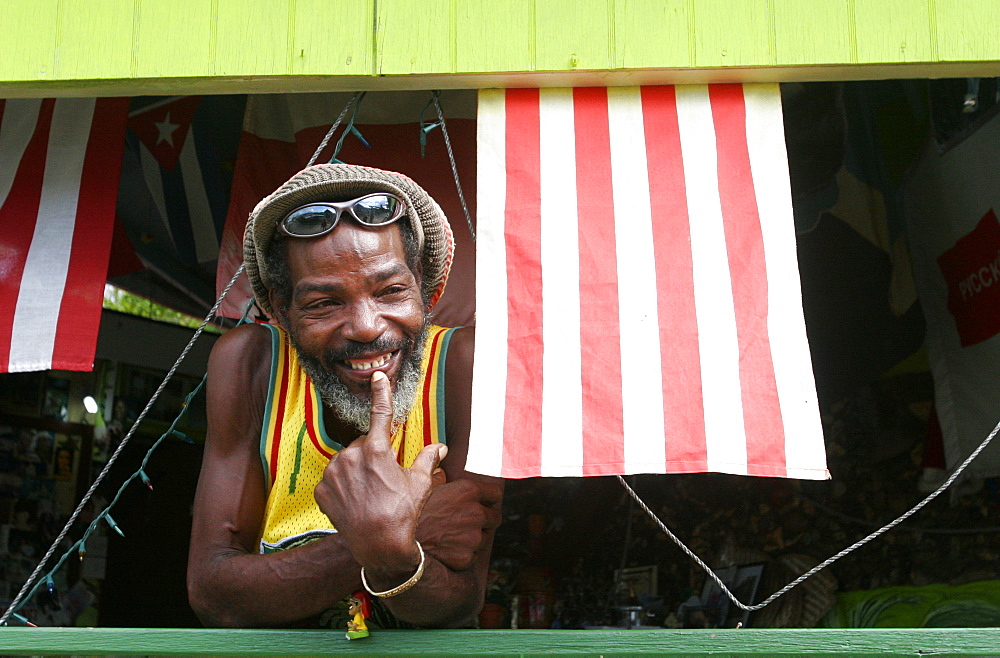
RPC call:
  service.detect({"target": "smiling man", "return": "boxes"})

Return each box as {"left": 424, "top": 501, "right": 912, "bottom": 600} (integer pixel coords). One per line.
{"left": 187, "top": 164, "right": 503, "bottom": 629}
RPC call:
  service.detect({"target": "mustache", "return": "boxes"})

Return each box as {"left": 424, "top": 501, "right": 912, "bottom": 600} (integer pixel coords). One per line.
{"left": 321, "top": 334, "right": 413, "bottom": 364}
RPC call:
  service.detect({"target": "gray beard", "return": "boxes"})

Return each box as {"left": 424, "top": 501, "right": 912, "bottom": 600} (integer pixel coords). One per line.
{"left": 290, "top": 322, "right": 428, "bottom": 433}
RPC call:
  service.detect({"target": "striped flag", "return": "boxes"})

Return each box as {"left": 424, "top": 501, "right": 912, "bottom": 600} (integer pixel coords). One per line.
{"left": 467, "top": 84, "right": 828, "bottom": 480}
{"left": 0, "top": 97, "right": 129, "bottom": 373}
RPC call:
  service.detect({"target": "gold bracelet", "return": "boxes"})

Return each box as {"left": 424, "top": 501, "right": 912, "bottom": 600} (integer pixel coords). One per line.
{"left": 360, "top": 541, "right": 426, "bottom": 598}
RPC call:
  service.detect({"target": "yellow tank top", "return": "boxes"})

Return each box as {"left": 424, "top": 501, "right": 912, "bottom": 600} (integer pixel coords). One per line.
{"left": 256, "top": 324, "right": 457, "bottom": 553}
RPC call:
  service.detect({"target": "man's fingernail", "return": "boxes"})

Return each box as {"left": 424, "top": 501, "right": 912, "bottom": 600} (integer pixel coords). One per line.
{"left": 372, "top": 371, "right": 387, "bottom": 383}
{"left": 439, "top": 444, "right": 449, "bottom": 459}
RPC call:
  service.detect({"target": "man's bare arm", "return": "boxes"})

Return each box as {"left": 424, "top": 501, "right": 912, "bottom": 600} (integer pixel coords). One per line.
{"left": 190, "top": 324, "right": 501, "bottom": 628}
{"left": 187, "top": 324, "right": 363, "bottom": 627}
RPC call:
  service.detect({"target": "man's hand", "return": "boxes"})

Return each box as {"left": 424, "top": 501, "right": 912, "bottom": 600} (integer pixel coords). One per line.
{"left": 314, "top": 370, "right": 447, "bottom": 578}
{"left": 418, "top": 474, "right": 503, "bottom": 572}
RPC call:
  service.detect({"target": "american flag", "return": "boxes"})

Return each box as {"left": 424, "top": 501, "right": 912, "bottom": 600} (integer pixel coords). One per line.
{"left": 467, "top": 84, "right": 828, "bottom": 480}
{"left": 0, "top": 97, "right": 128, "bottom": 373}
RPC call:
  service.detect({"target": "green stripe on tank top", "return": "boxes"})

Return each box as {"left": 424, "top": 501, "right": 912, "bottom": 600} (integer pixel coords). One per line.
{"left": 288, "top": 422, "right": 307, "bottom": 495}
{"left": 434, "top": 327, "right": 458, "bottom": 445}
{"left": 260, "top": 324, "right": 281, "bottom": 492}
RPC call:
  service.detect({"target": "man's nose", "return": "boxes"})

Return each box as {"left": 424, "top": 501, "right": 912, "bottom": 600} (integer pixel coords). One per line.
{"left": 342, "top": 299, "right": 387, "bottom": 343}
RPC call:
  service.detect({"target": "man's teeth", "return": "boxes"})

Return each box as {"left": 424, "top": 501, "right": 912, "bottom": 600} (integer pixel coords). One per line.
{"left": 348, "top": 353, "right": 392, "bottom": 370}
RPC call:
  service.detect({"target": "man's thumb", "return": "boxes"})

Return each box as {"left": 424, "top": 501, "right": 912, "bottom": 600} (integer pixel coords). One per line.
{"left": 412, "top": 443, "right": 448, "bottom": 477}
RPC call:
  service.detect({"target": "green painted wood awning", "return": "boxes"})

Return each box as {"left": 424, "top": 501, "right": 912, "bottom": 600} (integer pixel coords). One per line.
{"left": 3, "top": 0, "right": 1000, "bottom": 98}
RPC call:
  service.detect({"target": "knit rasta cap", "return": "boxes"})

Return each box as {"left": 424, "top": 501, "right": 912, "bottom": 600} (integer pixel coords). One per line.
{"left": 244, "top": 163, "right": 454, "bottom": 318}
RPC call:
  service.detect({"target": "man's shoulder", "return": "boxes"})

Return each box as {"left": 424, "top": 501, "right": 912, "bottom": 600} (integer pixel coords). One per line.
{"left": 208, "top": 322, "right": 275, "bottom": 387}
{"left": 439, "top": 325, "right": 473, "bottom": 363}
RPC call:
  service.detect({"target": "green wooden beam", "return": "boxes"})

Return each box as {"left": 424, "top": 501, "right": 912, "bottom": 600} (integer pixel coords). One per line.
{"left": 2, "top": 627, "right": 1000, "bottom": 656}
{"left": 2, "top": 0, "right": 1000, "bottom": 97}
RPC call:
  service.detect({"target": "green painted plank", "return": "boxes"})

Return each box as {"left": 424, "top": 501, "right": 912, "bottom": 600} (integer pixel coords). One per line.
{"left": 0, "top": 0, "right": 58, "bottom": 82}
{"left": 613, "top": 0, "right": 691, "bottom": 69}
{"left": 455, "top": 0, "right": 534, "bottom": 74}
{"left": 934, "top": 0, "right": 1000, "bottom": 62}
{"left": 376, "top": 0, "right": 453, "bottom": 75}
{"left": 4, "top": 0, "right": 1000, "bottom": 91}
{"left": 133, "top": 0, "right": 215, "bottom": 78}
{"left": 854, "top": 0, "right": 934, "bottom": 64}
{"left": 55, "top": 0, "right": 134, "bottom": 80}
{"left": 215, "top": 0, "right": 289, "bottom": 76}
{"left": 4, "top": 627, "right": 1000, "bottom": 656}
{"left": 773, "top": 0, "right": 854, "bottom": 66}
{"left": 535, "top": 0, "right": 613, "bottom": 71}
{"left": 290, "top": 0, "right": 374, "bottom": 75}
{"left": 693, "top": 0, "right": 774, "bottom": 67}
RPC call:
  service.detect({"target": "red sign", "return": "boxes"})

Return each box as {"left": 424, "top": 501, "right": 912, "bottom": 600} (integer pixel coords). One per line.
{"left": 938, "top": 209, "right": 1000, "bottom": 347}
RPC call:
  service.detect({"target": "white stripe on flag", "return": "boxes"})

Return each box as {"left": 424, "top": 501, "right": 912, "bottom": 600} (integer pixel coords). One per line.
{"left": 743, "top": 84, "right": 827, "bottom": 478}
{"left": 0, "top": 99, "right": 42, "bottom": 210}
{"left": 9, "top": 98, "right": 95, "bottom": 372}
{"left": 539, "top": 88, "right": 584, "bottom": 476}
{"left": 139, "top": 141, "right": 172, "bottom": 241}
{"left": 675, "top": 85, "right": 748, "bottom": 476}
{"left": 607, "top": 87, "right": 667, "bottom": 474}
{"left": 179, "top": 131, "right": 220, "bottom": 263}
{"left": 468, "top": 88, "right": 508, "bottom": 476}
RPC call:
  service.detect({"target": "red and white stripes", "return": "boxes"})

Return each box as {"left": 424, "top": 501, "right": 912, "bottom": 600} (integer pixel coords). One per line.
{"left": 0, "top": 97, "right": 128, "bottom": 373}
{"left": 468, "top": 84, "right": 827, "bottom": 480}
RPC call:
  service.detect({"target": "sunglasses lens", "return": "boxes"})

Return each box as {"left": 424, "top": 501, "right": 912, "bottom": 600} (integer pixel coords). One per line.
{"left": 283, "top": 207, "right": 337, "bottom": 236}
{"left": 353, "top": 195, "right": 400, "bottom": 225}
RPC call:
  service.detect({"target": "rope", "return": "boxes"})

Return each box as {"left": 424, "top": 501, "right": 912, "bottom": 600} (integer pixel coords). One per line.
{"left": 307, "top": 93, "right": 363, "bottom": 167}
{"left": 619, "top": 413, "right": 1000, "bottom": 613}
{"left": 0, "top": 264, "right": 245, "bottom": 627}
{"left": 431, "top": 91, "right": 476, "bottom": 242}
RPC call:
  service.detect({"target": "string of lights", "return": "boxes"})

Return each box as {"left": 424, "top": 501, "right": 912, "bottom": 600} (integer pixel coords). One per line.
{"left": 4, "top": 380, "right": 205, "bottom": 625}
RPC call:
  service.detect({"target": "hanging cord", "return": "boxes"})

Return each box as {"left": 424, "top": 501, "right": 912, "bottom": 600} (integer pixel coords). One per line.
{"left": 0, "top": 263, "right": 246, "bottom": 627}
{"left": 618, "top": 413, "right": 1000, "bottom": 613}
{"left": 307, "top": 92, "right": 363, "bottom": 167}
{"left": 328, "top": 92, "right": 369, "bottom": 164}
{"left": 429, "top": 91, "right": 476, "bottom": 242}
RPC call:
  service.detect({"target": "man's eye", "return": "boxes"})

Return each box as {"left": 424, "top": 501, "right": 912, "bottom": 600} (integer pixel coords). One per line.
{"left": 379, "top": 285, "right": 408, "bottom": 297}
{"left": 304, "top": 298, "right": 339, "bottom": 310}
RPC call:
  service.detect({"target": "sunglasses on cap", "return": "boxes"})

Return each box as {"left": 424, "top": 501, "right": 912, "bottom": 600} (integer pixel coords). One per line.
{"left": 277, "top": 193, "right": 405, "bottom": 238}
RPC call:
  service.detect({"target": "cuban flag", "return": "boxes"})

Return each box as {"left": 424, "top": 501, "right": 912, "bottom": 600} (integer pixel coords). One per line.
{"left": 0, "top": 97, "right": 129, "bottom": 373}
{"left": 467, "top": 84, "right": 829, "bottom": 480}
{"left": 126, "top": 96, "right": 228, "bottom": 265}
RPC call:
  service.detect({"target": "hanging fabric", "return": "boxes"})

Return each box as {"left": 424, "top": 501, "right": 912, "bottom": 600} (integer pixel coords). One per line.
{"left": 468, "top": 84, "right": 828, "bottom": 480}
{"left": 0, "top": 97, "right": 129, "bottom": 373}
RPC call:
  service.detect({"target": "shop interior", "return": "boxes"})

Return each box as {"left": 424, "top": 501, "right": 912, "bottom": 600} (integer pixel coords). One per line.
{"left": 1, "top": 79, "right": 999, "bottom": 630}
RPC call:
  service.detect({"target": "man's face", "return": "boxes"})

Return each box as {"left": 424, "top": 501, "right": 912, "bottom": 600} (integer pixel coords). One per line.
{"left": 275, "top": 220, "right": 427, "bottom": 431}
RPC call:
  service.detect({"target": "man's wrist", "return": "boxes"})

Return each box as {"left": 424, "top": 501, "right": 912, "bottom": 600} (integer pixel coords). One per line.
{"left": 357, "top": 538, "right": 423, "bottom": 588}
{"left": 361, "top": 541, "right": 426, "bottom": 598}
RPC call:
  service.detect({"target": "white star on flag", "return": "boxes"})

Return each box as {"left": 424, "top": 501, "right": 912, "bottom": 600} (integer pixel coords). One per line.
{"left": 154, "top": 111, "right": 178, "bottom": 146}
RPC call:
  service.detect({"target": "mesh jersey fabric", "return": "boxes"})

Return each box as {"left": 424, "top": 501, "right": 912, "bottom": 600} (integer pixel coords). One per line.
{"left": 256, "top": 323, "right": 458, "bottom": 551}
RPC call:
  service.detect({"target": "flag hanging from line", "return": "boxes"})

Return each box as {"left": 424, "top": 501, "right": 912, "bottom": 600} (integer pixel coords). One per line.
{"left": 467, "top": 84, "right": 829, "bottom": 480}
{"left": 126, "top": 96, "right": 228, "bottom": 266}
{"left": 0, "top": 97, "right": 129, "bottom": 374}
